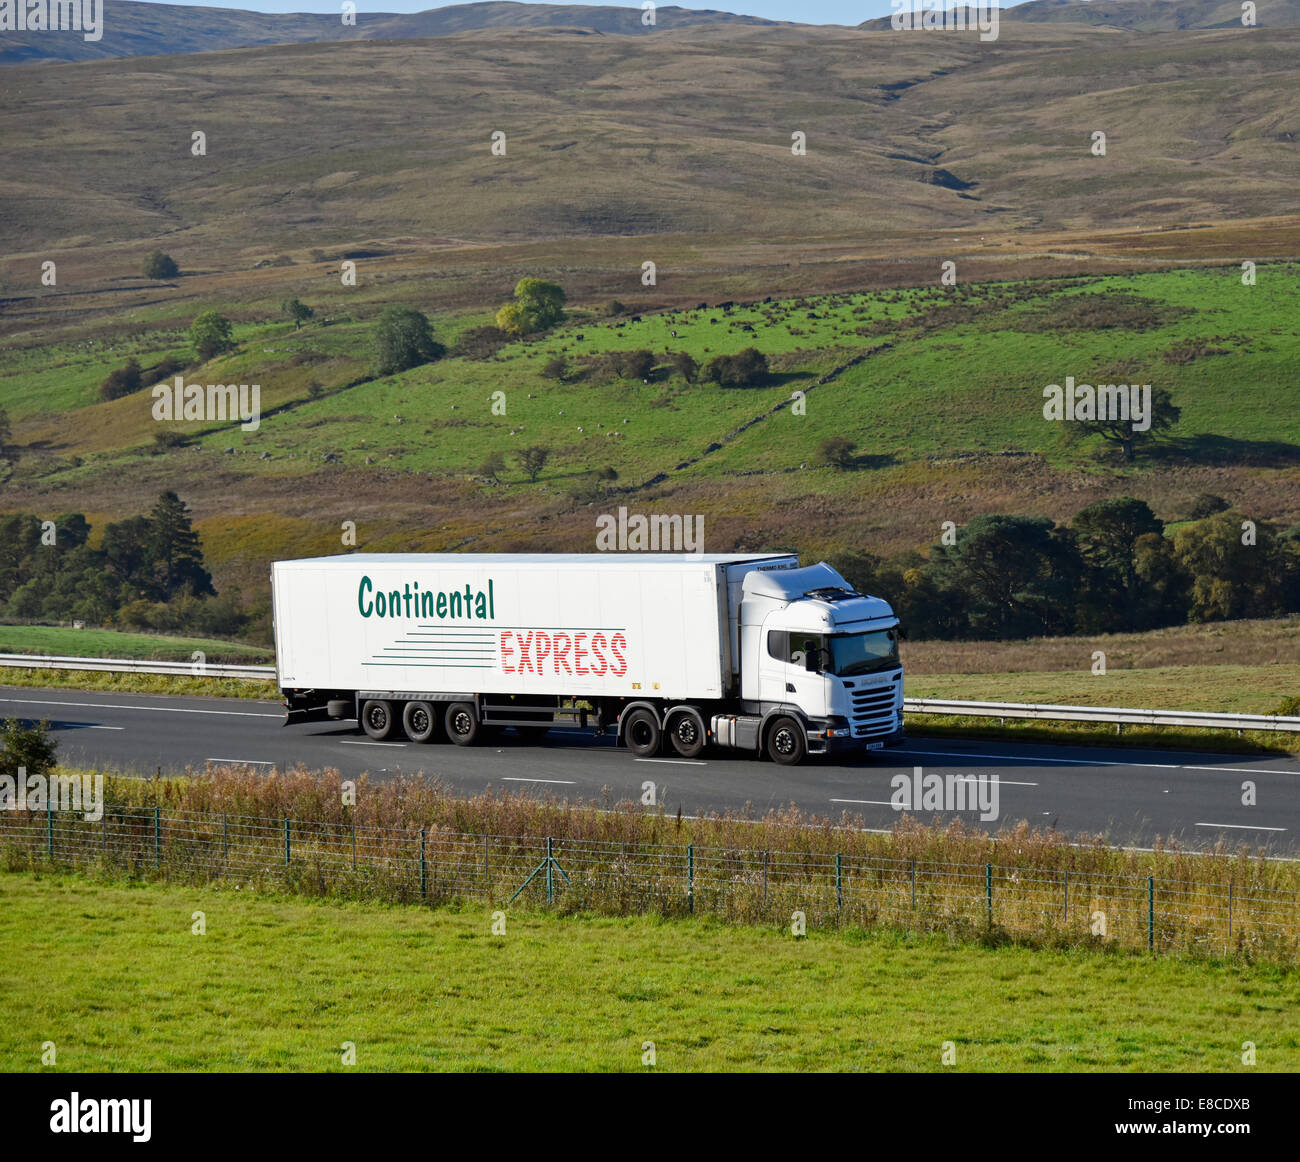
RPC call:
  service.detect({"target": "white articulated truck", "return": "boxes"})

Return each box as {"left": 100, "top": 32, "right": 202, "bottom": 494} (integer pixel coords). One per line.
{"left": 272, "top": 553, "right": 904, "bottom": 765}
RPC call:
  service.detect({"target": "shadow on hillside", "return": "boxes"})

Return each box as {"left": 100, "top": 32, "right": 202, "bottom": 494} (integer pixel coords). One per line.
{"left": 1151, "top": 434, "right": 1300, "bottom": 467}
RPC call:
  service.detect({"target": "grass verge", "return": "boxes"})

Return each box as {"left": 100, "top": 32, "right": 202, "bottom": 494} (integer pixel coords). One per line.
{"left": 2, "top": 871, "right": 1294, "bottom": 1072}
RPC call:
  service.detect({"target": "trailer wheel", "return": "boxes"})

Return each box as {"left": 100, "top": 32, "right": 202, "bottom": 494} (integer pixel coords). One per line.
{"left": 666, "top": 710, "right": 705, "bottom": 759}
{"left": 445, "top": 702, "right": 482, "bottom": 746}
{"left": 360, "top": 699, "right": 398, "bottom": 741}
{"left": 621, "top": 708, "right": 661, "bottom": 757}
{"left": 766, "top": 716, "right": 806, "bottom": 766}
{"left": 402, "top": 700, "right": 444, "bottom": 744}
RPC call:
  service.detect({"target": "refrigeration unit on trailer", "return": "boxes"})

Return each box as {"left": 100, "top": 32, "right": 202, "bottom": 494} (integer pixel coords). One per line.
{"left": 272, "top": 552, "right": 904, "bottom": 765}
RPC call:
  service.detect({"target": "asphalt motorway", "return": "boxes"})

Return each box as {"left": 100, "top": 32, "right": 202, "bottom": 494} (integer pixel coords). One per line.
{"left": 4, "top": 685, "right": 1298, "bottom": 853}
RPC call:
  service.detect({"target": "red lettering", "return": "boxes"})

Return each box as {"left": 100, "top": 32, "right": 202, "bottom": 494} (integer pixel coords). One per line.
{"left": 534, "top": 631, "right": 552, "bottom": 672}
{"left": 589, "top": 632, "right": 608, "bottom": 676}
{"left": 517, "top": 631, "right": 533, "bottom": 675}
{"left": 610, "top": 632, "right": 628, "bottom": 678}
{"left": 572, "top": 632, "right": 589, "bottom": 676}
{"left": 553, "top": 632, "right": 572, "bottom": 675}
{"left": 500, "top": 631, "right": 515, "bottom": 674}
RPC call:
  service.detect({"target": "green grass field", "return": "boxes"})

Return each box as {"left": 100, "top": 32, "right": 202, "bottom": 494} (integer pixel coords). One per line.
{"left": 2, "top": 872, "right": 1295, "bottom": 1072}
{"left": 0, "top": 625, "right": 271, "bottom": 664}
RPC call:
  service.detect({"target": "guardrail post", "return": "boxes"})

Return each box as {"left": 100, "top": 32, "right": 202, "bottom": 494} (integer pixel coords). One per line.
{"left": 985, "top": 864, "right": 993, "bottom": 926}
{"left": 284, "top": 817, "right": 290, "bottom": 866}
{"left": 419, "top": 829, "right": 427, "bottom": 899}
{"left": 1147, "top": 876, "right": 1155, "bottom": 952}
{"left": 687, "top": 844, "right": 694, "bottom": 914}
{"left": 153, "top": 806, "right": 160, "bottom": 869}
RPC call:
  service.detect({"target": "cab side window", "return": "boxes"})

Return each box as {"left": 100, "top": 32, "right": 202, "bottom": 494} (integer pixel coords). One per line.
{"left": 766, "top": 630, "right": 789, "bottom": 662}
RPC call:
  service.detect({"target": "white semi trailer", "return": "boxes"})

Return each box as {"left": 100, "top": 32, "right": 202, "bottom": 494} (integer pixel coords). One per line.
{"left": 272, "top": 553, "right": 904, "bottom": 764}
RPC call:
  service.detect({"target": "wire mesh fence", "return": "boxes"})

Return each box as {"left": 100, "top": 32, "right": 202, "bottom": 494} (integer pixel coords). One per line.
{"left": 3, "top": 804, "right": 1298, "bottom": 962}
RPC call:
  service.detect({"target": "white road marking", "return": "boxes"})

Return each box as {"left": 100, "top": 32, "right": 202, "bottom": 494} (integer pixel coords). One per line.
{"left": 899, "top": 746, "right": 1179, "bottom": 769}
{"left": 501, "top": 777, "right": 576, "bottom": 785}
{"left": 634, "top": 757, "right": 707, "bottom": 766}
{"left": 831, "top": 798, "right": 894, "bottom": 806}
{"left": 86, "top": 725, "right": 124, "bottom": 731}
{"left": 0, "top": 696, "right": 280, "bottom": 718}
{"left": 206, "top": 758, "right": 275, "bottom": 766}
{"left": 1194, "top": 822, "right": 1287, "bottom": 832}
{"left": 338, "top": 740, "right": 407, "bottom": 748}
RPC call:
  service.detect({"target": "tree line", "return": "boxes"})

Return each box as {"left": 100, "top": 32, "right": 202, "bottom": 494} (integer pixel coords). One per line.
{"left": 0, "top": 492, "right": 257, "bottom": 639}
{"left": 827, "top": 497, "right": 1300, "bottom": 641}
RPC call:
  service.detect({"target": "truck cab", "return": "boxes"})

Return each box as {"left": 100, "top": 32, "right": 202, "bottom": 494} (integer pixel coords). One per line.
{"left": 740, "top": 563, "right": 904, "bottom": 759}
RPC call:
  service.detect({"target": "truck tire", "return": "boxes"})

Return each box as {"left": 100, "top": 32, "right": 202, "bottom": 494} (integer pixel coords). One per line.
{"left": 360, "top": 699, "right": 398, "bottom": 741}
{"left": 666, "top": 709, "right": 705, "bottom": 759}
{"left": 402, "top": 700, "right": 444, "bottom": 744}
{"left": 445, "top": 701, "right": 483, "bottom": 746}
{"left": 621, "top": 708, "right": 661, "bottom": 757}
{"left": 766, "top": 716, "right": 806, "bottom": 766}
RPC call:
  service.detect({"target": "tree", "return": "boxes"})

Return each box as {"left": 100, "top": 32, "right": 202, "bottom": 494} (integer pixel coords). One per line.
{"left": 518, "top": 446, "right": 550, "bottom": 483}
{"left": 146, "top": 491, "right": 215, "bottom": 599}
{"left": 282, "top": 298, "right": 315, "bottom": 329}
{"left": 820, "top": 435, "right": 857, "bottom": 469}
{"left": 479, "top": 450, "right": 506, "bottom": 483}
{"left": 373, "top": 306, "right": 444, "bottom": 376}
{"left": 142, "top": 250, "right": 179, "bottom": 279}
{"left": 100, "top": 358, "right": 143, "bottom": 401}
{"left": 1063, "top": 386, "right": 1180, "bottom": 462}
{"left": 923, "top": 514, "right": 1083, "bottom": 639}
{"left": 668, "top": 352, "right": 698, "bottom": 383}
{"left": 190, "top": 311, "right": 235, "bottom": 361}
{"left": 0, "top": 718, "right": 57, "bottom": 780}
{"left": 1174, "top": 512, "right": 1290, "bottom": 621}
{"left": 1070, "top": 496, "right": 1165, "bottom": 632}
{"left": 496, "top": 278, "right": 566, "bottom": 336}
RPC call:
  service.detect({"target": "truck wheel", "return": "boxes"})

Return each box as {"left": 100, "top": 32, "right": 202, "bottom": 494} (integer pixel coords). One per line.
{"left": 402, "top": 700, "right": 444, "bottom": 744}
{"left": 766, "top": 716, "right": 806, "bottom": 766}
{"left": 361, "top": 699, "right": 398, "bottom": 741}
{"left": 445, "top": 702, "right": 482, "bottom": 746}
{"left": 666, "top": 711, "right": 705, "bottom": 759}
{"left": 621, "top": 708, "right": 661, "bottom": 757}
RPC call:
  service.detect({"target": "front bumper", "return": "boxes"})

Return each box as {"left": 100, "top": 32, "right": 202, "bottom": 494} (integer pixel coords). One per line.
{"left": 806, "top": 718, "right": 905, "bottom": 756}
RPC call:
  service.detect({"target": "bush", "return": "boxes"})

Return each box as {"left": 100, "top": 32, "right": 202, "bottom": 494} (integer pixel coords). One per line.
{"left": 605, "top": 300, "right": 627, "bottom": 317}
{"left": 142, "top": 250, "right": 179, "bottom": 279}
{"left": 99, "top": 358, "right": 143, "bottom": 401}
{"left": 617, "top": 349, "right": 656, "bottom": 380}
{"left": 1187, "top": 493, "right": 1230, "bottom": 520}
{"left": 668, "top": 352, "right": 698, "bottom": 383}
{"left": 703, "top": 347, "right": 768, "bottom": 387}
{"left": 541, "top": 356, "right": 568, "bottom": 381}
{"left": 820, "top": 435, "right": 857, "bottom": 469}
{"left": 0, "top": 718, "right": 57, "bottom": 779}
{"left": 148, "top": 356, "right": 187, "bottom": 383}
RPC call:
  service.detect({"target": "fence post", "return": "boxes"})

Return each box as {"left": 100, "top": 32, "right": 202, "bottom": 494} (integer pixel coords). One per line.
{"left": 419, "top": 829, "right": 427, "bottom": 899}
{"left": 762, "top": 850, "right": 768, "bottom": 906}
{"left": 351, "top": 823, "right": 356, "bottom": 869}
{"left": 1147, "top": 876, "right": 1155, "bottom": 952}
{"left": 284, "top": 818, "right": 291, "bottom": 866}
{"left": 985, "top": 864, "right": 993, "bottom": 927}
{"left": 910, "top": 859, "right": 916, "bottom": 909}
{"left": 46, "top": 800, "right": 54, "bottom": 861}
{"left": 546, "top": 836, "right": 554, "bottom": 904}
{"left": 222, "top": 812, "right": 229, "bottom": 861}
{"left": 1228, "top": 881, "right": 1233, "bottom": 942}
{"left": 835, "top": 853, "right": 843, "bottom": 913}
{"left": 153, "top": 806, "right": 161, "bottom": 869}
{"left": 687, "top": 844, "right": 694, "bottom": 914}
{"left": 1063, "top": 869, "right": 1068, "bottom": 921}
{"left": 484, "top": 834, "right": 490, "bottom": 886}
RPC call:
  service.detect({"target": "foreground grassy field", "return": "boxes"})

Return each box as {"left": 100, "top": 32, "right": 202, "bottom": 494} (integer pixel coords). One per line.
{"left": 2, "top": 872, "right": 1294, "bottom": 1072}
{"left": 0, "top": 624, "right": 272, "bottom": 663}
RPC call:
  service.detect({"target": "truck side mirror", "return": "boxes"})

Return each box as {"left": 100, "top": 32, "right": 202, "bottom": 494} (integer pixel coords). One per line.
{"left": 803, "top": 641, "right": 820, "bottom": 672}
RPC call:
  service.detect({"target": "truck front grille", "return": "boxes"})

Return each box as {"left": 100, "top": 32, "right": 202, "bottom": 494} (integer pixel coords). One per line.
{"left": 849, "top": 676, "right": 900, "bottom": 738}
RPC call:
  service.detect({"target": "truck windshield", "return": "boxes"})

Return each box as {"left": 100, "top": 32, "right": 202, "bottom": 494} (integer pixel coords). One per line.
{"left": 826, "top": 628, "right": 899, "bottom": 677}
